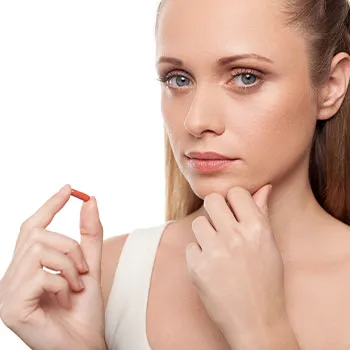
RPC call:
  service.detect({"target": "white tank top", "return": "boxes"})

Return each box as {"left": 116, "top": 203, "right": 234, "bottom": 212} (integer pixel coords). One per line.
{"left": 104, "top": 220, "right": 175, "bottom": 350}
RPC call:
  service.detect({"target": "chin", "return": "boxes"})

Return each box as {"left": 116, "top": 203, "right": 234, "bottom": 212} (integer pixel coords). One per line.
{"left": 186, "top": 176, "right": 258, "bottom": 200}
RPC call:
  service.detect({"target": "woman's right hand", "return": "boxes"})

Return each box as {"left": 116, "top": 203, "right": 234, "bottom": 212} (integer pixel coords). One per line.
{"left": 0, "top": 185, "right": 107, "bottom": 350}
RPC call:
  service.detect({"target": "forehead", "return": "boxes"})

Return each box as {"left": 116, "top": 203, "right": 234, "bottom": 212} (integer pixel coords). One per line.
{"left": 156, "top": 0, "right": 303, "bottom": 66}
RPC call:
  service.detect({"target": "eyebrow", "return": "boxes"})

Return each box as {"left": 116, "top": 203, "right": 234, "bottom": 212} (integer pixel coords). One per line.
{"left": 156, "top": 54, "right": 274, "bottom": 67}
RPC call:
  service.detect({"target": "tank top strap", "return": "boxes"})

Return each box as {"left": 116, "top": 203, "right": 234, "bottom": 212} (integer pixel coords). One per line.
{"left": 105, "top": 220, "right": 175, "bottom": 350}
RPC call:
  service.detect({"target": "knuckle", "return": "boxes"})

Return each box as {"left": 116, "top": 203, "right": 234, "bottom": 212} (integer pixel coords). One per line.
{"left": 210, "top": 248, "right": 224, "bottom": 259}
{"left": 0, "top": 305, "right": 16, "bottom": 328}
{"left": 192, "top": 261, "right": 206, "bottom": 277}
{"left": 69, "top": 239, "right": 80, "bottom": 252}
{"left": 228, "top": 235, "right": 243, "bottom": 250}
{"left": 247, "top": 220, "right": 265, "bottom": 238}
{"left": 30, "top": 242, "right": 45, "bottom": 256}
{"left": 227, "top": 223, "right": 241, "bottom": 237}
{"left": 19, "top": 220, "right": 31, "bottom": 233}
{"left": 62, "top": 258, "right": 78, "bottom": 274}
{"left": 30, "top": 227, "right": 41, "bottom": 240}
{"left": 0, "top": 296, "right": 17, "bottom": 329}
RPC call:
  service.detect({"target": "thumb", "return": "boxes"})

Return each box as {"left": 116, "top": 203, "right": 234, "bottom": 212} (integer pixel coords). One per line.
{"left": 79, "top": 196, "right": 104, "bottom": 282}
{"left": 252, "top": 184, "right": 272, "bottom": 216}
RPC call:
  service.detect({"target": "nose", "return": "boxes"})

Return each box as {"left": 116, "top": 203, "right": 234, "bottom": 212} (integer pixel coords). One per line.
{"left": 184, "top": 84, "right": 225, "bottom": 138}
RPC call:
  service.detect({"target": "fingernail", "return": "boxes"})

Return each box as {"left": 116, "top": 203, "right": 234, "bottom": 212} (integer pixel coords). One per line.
{"left": 79, "top": 279, "right": 85, "bottom": 289}
{"left": 83, "top": 261, "right": 89, "bottom": 272}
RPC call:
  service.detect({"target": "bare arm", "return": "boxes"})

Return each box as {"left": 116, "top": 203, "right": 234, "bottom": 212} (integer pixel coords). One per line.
{"left": 226, "top": 316, "right": 300, "bottom": 350}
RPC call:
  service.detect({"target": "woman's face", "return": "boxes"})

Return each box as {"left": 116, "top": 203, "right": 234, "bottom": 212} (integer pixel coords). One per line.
{"left": 155, "top": 0, "right": 318, "bottom": 199}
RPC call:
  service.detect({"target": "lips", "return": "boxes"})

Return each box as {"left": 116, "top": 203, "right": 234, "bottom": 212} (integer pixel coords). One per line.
{"left": 187, "top": 158, "right": 236, "bottom": 173}
{"left": 186, "top": 151, "right": 235, "bottom": 160}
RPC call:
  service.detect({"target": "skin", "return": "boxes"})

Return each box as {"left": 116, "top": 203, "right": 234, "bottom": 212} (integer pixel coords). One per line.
{"left": 155, "top": 0, "right": 350, "bottom": 264}
{"left": 151, "top": 0, "right": 350, "bottom": 347}
{"left": 3, "top": 0, "right": 350, "bottom": 349}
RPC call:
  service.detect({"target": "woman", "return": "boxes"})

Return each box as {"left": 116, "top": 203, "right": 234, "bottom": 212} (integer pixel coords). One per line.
{"left": 1, "top": 0, "right": 350, "bottom": 349}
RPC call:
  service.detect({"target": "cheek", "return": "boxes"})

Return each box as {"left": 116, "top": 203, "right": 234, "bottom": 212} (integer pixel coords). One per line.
{"left": 161, "top": 93, "right": 187, "bottom": 146}
{"left": 239, "top": 85, "right": 317, "bottom": 172}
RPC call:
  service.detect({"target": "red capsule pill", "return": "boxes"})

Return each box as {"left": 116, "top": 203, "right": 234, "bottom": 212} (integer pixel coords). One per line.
{"left": 71, "top": 188, "right": 90, "bottom": 202}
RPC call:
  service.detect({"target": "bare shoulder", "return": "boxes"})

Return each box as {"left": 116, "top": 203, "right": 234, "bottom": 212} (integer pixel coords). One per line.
{"left": 101, "top": 233, "right": 130, "bottom": 311}
{"left": 327, "top": 220, "right": 350, "bottom": 257}
{"left": 313, "top": 219, "right": 350, "bottom": 270}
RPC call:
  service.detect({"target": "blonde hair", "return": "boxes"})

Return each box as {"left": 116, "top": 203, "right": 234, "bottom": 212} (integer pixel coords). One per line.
{"left": 156, "top": 0, "right": 350, "bottom": 224}
{"left": 164, "top": 130, "right": 203, "bottom": 221}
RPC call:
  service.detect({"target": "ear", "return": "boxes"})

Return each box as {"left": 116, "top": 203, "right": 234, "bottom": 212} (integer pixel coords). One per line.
{"left": 317, "top": 52, "right": 350, "bottom": 121}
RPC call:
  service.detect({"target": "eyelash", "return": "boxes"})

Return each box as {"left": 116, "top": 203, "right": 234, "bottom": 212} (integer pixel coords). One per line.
{"left": 157, "top": 68, "right": 263, "bottom": 92}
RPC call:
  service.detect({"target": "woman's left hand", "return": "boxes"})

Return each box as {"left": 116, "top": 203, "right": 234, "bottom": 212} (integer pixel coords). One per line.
{"left": 185, "top": 184, "right": 287, "bottom": 344}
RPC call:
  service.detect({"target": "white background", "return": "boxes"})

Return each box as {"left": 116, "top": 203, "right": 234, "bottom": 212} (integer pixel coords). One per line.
{"left": 0, "top": 1, "right": 164, "bottom": 348}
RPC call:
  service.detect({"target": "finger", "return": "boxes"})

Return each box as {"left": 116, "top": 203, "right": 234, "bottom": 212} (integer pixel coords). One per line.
{"left": 0, "top": 270, "right": 71, "bottom": 328}
{"left": 226, "top": 187, "right": 261, "bottom": 225}
{"left": 252, "top": 184, "right": 272, "bottom": 216}
{"left": 11, "top": 243, "right": 84, "bottom": 293}
{"left": 24, "top": 270, "right": 71, "bottom": 311}
{"left": 11, "top": 228, "right": 89, "bottom": 276}
{"left": 203, "top": 193, "right": 238, "bottom": 232}
{"left": 15, "top": 184, "right": 72, "bottom": 255}
{"left": 185, "top": 242, "right": 202, "bottom": 273}
{"left": 191, "top": 216, "right": 216, "bottom": 251}
{"left": 79, "top": 197, "right": 104, "bottom": 282}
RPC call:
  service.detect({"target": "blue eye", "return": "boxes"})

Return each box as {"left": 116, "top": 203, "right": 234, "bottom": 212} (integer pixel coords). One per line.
{"left": 157, "top": 69, "right": 262, "bottom": 92}
{"left": 168, "top": 75, "right": 191, "bottom": 88}
{"left": 236, "top": 73, "right": 257, "bottom": 86}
